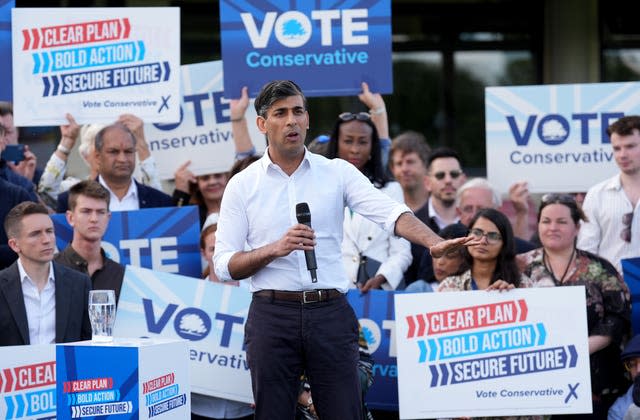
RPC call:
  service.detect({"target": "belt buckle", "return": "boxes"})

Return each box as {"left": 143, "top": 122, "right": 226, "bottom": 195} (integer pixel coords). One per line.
{"left": 303, "top": 290, "right": 321, "bottom": 304}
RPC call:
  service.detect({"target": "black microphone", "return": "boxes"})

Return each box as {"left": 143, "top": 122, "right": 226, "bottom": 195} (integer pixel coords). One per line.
{"left": 296, "top": 202, "right": 318, "bottom": 283}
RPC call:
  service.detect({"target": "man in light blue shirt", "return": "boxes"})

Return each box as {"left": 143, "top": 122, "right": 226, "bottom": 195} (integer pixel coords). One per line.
{"left": 610, "top": 335, "right": 640, "bottom": 420}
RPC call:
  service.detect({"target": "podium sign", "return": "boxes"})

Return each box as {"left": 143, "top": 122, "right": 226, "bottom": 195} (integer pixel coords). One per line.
{"left": 56, "top": 338, "right": 190, "bottom": 419}
{"left": 0, "top": 345, "right": 56, "bottom": 419}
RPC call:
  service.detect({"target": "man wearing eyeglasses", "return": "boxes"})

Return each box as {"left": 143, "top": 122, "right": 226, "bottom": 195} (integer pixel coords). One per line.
{"left": 609, "top": 335, "right": 640, "bottom": 419}
{"left": 578, "top": 116, "right": 640, "bottom": 272}
{"left": 425, "top": 147, "right": 467, "bottom": 231}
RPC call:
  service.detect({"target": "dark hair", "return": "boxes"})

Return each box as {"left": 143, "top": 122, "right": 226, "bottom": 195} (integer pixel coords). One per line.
{"left": 4, "top": 202, "right": 49, "bottom": 238}
{"left": 230, "top": 155, "right": 261, "bottom": 179}
{"left": 427, "top": 147, "right": 462, "bottom": 171}
{"left": 389, "top": 131, "right": 431, "bottom": 168}
{"left": 466, "top": 208, "right": 521, "bottom": 287}
{"left": 200, "top": 223, "right": 217, "bottom": 278}
{"left": 439, "top": 222, "right": 468, "bottom": 240}
{"left": 0, "top": 101, "right": 13, "bottom": 117}
{"left": 254, "top": 80, "right": 306, "bottom": 118}
{"left": 94, "top": 123, "right": 136, "bottom": 152}
{"left": 537, "top": 194, "right": 588, "bottom": 225}
{"left": 607, "top": 115, "right": 640, "bottom": 137}
{"left": 68, "top": 180, "right": 110, "bottom": 211}
{"left": 326, "top": 115, "right": 388, "bottom": 188}
{"left": 438, "top": 222, "right": 470, "bottom": 275}
{"left": 188, "top": 172, "right": 229, "bottom": 207}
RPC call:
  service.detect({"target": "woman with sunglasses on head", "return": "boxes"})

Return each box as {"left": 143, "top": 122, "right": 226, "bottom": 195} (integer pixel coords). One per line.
{"left": 519, "top": 193, "right": 631, "bottom": 419}
{"left": 438, "top": 208, "right": 522, "bottom": 292}
{"left": 325, "top": 109, "right": 412, "bottom": 293}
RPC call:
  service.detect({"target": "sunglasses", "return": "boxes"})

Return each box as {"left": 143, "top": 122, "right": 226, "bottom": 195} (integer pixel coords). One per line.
{"left": 469, "top": 228, "right": 502, "bottom": 244}
{"left": 622, "top": 211, "right": 633, "bottom": 243}
{"left": 624, "top": 359, "right": 639, "bottom": 372}
{"left": 338, "top": 112, "right": 371, "bottom": 122}
{"left": 541, "top": 193, "right": 577, "bottom": 205}
{"left": 432, "top": 170, "right": 463, "bottom": 181}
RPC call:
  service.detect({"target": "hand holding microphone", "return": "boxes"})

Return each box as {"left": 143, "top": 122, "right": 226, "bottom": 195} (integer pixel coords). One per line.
{"left": 296, "top": 202, "right": 318, "bottom": 283}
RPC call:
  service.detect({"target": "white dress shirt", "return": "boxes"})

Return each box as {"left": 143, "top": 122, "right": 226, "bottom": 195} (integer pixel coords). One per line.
{"left": 578, "top": 173, "right": 640, "bottom": 272}
{"left": 18, "top": 260, "right": 56, "bottom": 345}
{"left": 99, "top": 175, "right": 139, "bottom": 211}
{"left": 428, "top": 197, "right": 459, "bottom": 230}
{"left": 214, "top": 149, "right": 411, "bottom": 293}
{"left": 342, "top": 181, "right": 412, "bottom": 290}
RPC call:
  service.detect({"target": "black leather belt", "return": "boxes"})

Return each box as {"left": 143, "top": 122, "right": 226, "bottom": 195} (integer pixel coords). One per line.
{"left": 254, "top": 289, "right": 343, "bottom": 304}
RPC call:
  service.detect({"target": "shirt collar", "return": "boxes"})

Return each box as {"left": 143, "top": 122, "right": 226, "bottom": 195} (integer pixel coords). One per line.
{"left": 18, "top": 259, "right": 55, "bottom": 287}
{"left": 98, "top": 175, "right": 138, "bottom": 201}
{"left": 260, "top": 146, "right": 311, "bottom": 174}
{"left": 61, "top": 246, "right": 89, "bottom": 270}
{"left": 604, "top": 173, "right": 623, "bottom": 191}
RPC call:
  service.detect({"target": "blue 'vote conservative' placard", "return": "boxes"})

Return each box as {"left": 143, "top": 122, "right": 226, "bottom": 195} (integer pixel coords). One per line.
{"left": 219, "top": 0, "right": 392, "bottom": 98}
{"left": 52, "top": 206, "right": 201, "bottom": 277}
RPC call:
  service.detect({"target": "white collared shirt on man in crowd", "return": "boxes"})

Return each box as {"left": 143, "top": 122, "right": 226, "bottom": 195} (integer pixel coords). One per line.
{"left": 578, "top": 173, "right": 640, "bottom": 273}
{"left": 214, "top": 148, "right": 410, "bottom": 293}
{"left": 18, "top": 260, "right": 56, "bottom": 344}
{"left": 98, "top": 175, "right": 139, "bottom": 211}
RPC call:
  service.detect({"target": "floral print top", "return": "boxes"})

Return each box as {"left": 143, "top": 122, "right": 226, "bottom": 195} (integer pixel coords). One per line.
{"left": 520, "top": 247, "right": 631, "bottom": 396}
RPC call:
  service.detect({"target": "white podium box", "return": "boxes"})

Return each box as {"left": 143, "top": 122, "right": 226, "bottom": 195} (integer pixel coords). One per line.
{"left": 56, "top": 338, "right": 190, "bottom": 419}
{"left": 0, "top": 344, "right": 56, "bottom": 419}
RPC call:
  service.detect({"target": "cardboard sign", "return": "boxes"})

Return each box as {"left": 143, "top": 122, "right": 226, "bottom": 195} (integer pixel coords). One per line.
{"left": 0, "top": 344, "right": 56, "bottom": 419}
{"left": 12, "top": 7, "right": 180, "bottom": 126}
{"left": 484, "top": 82, "right": 637, "bottom": 193}
{"left": 0, "top": 1, "right": 13, "bottom": 101}
{"left": 144, "top": 60, "right": 266, "bottom": 180}
{"left": 219, "top": 0, "right": 392, "bottom": 98}
{"left": 56, "top": 338, "right": 190, "bottom": 419}
{"left": 395, "top": 287, "right": 591, "bottom": 418}
{"left": 52, "top": 206, "right": 201, "bottom": 278}
{"left": 113, "top": 266, "right": 253, "bottom": 404}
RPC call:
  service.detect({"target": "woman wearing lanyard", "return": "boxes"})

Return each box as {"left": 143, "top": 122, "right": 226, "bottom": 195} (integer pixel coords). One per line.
{"left": 520, "top": 193, "right": 631, "bottom": 419}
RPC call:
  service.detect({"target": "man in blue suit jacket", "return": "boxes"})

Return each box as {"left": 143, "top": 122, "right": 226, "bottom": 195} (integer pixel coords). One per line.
{"left": 56, "top": 122, "right": 172, "bottom": 212}
{"left": 0, "top": 202, "right": 91, "bottom": 346}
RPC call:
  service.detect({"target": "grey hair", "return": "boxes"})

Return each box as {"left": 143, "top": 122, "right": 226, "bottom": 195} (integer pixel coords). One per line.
{"left": 456, "top": 177, "right": 502, "bottom": 208}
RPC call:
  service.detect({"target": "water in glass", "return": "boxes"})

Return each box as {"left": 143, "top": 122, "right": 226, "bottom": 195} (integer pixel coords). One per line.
{"left": 88, "top": 290, "right": 116, "bottom": 342}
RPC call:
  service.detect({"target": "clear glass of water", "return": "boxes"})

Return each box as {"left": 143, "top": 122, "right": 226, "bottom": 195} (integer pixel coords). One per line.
{"left": 88, "top": 290, "right": 116, "bottom": 342}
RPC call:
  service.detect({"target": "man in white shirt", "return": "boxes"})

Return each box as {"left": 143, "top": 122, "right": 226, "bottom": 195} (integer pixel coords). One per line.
{"left": 578, "top": 116, "right": 640, "bottom": 272}
{"left": 213, "top": 80, "right": 474, "bottom": 420}
{"left": 0, "top": 201, "right": 91, "bottom": 346}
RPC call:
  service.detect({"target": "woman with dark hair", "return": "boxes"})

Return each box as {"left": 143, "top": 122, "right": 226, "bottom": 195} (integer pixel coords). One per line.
{"left": 326, "top": 112, "right": 411, "bottom": 292}
{"left": 327, "top": 112, "right": 388, "bottom": 188}
{"left": 438, "top": 208, "right": 521, "bottom": 291}
{"left": 520, "top": 194, "right": 631, "bottom": 419}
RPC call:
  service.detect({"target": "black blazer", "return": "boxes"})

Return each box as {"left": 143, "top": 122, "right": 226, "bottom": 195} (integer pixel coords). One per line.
{"left": 56, "top": 179, "right": 173, "bottom": 213}
{"left": 0, "top": 261, "right": 92, "bottom": 346}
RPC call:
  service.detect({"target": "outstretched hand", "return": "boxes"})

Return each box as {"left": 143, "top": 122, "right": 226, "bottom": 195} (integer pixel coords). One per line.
{"left": 429, "top": 235, "right": 482, "bottom": 258}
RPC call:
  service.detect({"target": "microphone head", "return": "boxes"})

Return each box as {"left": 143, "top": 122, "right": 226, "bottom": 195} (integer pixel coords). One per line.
{"left": 296, "top": 202, "right": 311, "bottom": 224}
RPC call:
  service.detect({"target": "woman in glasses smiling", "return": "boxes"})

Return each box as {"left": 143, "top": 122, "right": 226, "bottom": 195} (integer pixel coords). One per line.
{"left": 325, "top": 110, "right": 412, "bottom": 292}
{"left": 437, "top": 208, "right": 522, "bottom": 292}
{"left": 520, "top": 193, "right": 631, "bottom": 418}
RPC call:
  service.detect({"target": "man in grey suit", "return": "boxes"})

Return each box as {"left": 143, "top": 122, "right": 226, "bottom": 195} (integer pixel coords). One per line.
{"left": 0, "top": 202, "right": 92, "bottom": 346}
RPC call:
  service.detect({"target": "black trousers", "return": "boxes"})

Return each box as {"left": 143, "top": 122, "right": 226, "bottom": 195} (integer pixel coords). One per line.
{"left": 245, "top": 293, "right": 362, "bottom": 420}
